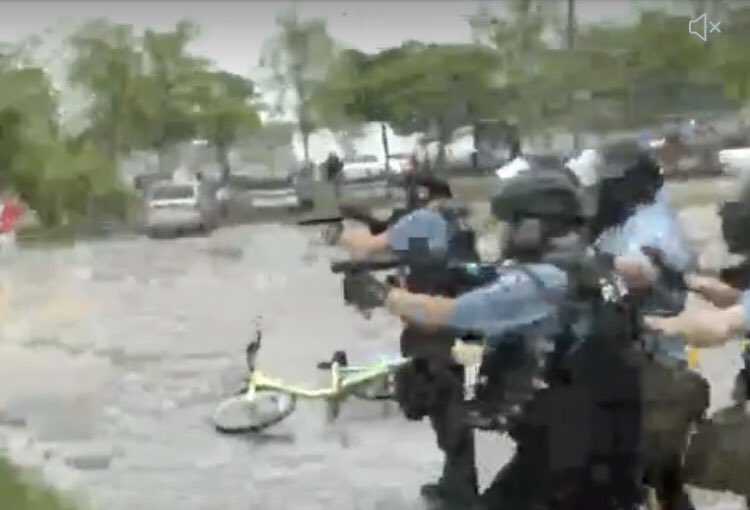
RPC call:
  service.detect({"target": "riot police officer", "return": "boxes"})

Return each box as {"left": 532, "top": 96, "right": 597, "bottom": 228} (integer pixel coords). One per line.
{"left": 570, "top": 139, "right": 705, "bottom": 510}
{"left": 338, "top": 172, "right": 480, "bottom": 508}
{"left": 370, "top": 168, "right": 652, "bottom": 510}
{"left": 646, "top": 177, "right": 750, "bottom": 345}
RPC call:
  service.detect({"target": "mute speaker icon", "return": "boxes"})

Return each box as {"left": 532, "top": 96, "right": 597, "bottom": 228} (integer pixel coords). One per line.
{"left": 689, "top": 12, "right": 722, "bottom": 42}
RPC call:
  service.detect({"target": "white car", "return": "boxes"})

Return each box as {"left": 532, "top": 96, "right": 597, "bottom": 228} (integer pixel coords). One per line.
{"left": 342, "top": 154, "right": 385, "bottom": 180}
{"left": 145, "top": 180, "right": 219, "bottom": 237}
{"left": 719, "top": 146, "right": 750, "bottom": 177}
{"left": 387, "top": 153, "right": 414, "bottom": 174}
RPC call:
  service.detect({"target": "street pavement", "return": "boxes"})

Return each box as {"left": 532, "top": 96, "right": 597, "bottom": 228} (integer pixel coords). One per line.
{"left": 0, "top": 200, "right": 746, "bottom": 510}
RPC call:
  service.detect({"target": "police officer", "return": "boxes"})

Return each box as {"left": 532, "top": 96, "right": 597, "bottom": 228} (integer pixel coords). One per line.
{"left": 374, "top": 168, "right": 651, "bottom": 510}
{"left": 574, "top": 139, "right": 704, "bottom": 510}
{"left": 646, "top": 178, "right": 750, "bottom": 346}
{"left": 645, "top": 178, "right": 750, "bottom": 505}
{"left": 338, "top": 172, "right": 480, "bottom": 508}
{"left": 583, "top": 139, "right": 695, "bottom": 360}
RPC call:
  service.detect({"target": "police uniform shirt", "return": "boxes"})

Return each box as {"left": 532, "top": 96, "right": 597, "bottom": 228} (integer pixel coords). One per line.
{"left": 385, "top": 208, "right": 450, "bottom": 255}
{"left": 595, "top": 197, "right": 695, "bottom": 362}
{"left": 448, "top": 263, "right": 569, "bottom": 345}
{"left": 741, "top": 290, "right": 750, "bottom": 328}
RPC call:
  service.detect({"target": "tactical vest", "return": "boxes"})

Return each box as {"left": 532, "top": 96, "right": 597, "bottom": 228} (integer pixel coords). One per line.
{"left": 478, "top": 253, "right": 651, "bottom": 509}
{"left": 404, "top": 207, "right": 480, "bottom": 297}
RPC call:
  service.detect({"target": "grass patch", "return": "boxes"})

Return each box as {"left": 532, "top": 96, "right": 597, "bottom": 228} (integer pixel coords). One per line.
{"left": 16, "top": 225, "right": 76, "bottom": 248}
{"left": 0, "top": 456, "right": 80, "bottom": 510}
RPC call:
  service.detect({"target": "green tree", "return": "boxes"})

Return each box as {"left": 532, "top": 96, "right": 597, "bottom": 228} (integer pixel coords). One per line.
{"left": 190, "top": 69, "right": 261, "bottom": 180}
{"left": 67, "top": 19, "right": 142, "bottom": 159}
{"left": 362, "top": 42, "right": 501, "bottom": 168}
{"left": 135, "top": 21, "right": 210, "bottom": 171}
{"left": 482, "top": 0, "right": 555, "bottom": 131}
{"left": 259, "top": 8, "right": 338, "bottom": 164}
{"left": 712, "top": 6, "right": 750, "bottom": 103}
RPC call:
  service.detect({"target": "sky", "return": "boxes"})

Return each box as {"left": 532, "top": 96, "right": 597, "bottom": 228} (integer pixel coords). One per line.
{"left": 2, "top": 1, "right": 653, "bottom": 76}
{"left": 0, "top": 0, "right": 686, "bottom": 125}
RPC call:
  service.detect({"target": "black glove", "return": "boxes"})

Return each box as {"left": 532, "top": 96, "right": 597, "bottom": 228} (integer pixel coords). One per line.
{"left": 321, "top": 222, "right": 343, "bottom": 245}
{"left": 342, "top": 271, "right": 390, "bottom": 313}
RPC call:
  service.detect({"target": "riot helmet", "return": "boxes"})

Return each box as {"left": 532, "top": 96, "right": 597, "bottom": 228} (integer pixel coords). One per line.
{"left": 404, "top": 172, "right": 453, "bottom": 209}
{"left": 587, "top": 138, "right": 663, "bottom": 238}
{"left": 491, "top": 169, "right": 585, "bottom": 260}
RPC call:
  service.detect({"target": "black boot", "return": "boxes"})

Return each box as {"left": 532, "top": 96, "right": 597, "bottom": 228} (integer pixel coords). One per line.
{"left": 420, "top": 481, "right": 476, "bottom": 509}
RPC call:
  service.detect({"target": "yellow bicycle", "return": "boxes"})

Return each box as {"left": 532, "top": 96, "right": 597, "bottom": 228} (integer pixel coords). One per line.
{"left": 212, "top": 317, "right": 411, "bottom": 434}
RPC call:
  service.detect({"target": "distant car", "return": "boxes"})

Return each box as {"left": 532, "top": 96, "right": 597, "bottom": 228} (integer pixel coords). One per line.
{"left": 718, "top": 135, "right": 750, "bottom": 177}
{"left": 342, "top": 154, "right": 385, "bottom": 180}
{"left": 387, "top": 153, "right": 414, "bottom": 174}
{"left": 145, "top": 180, "right": 219, "bottom": 237}
{"left": 226, "top": 175, "right": 301, "bottom": 212}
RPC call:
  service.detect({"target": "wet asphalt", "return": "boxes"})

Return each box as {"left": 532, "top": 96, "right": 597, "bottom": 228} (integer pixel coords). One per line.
{"left": 0, "top": 198, "right": 747, "bottom": 510}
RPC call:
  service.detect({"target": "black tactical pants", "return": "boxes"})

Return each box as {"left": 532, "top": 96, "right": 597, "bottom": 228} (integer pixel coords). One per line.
{"left": 396, "top": 327, "right": 478, "bottom": 504}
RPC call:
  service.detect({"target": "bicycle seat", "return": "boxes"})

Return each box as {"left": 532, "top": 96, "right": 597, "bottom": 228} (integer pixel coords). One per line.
{"left": 317, "top": 350, "right": 349, "bottom": 370}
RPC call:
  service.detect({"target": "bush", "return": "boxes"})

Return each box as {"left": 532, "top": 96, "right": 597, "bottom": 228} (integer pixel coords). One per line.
{"left": 0, "top": 456, "right": 81, "bottom": 510}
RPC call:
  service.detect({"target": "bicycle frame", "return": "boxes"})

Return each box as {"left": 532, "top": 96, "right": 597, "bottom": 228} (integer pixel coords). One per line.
{"left": 242, "top": 357, "right": 411, "bottom": 401}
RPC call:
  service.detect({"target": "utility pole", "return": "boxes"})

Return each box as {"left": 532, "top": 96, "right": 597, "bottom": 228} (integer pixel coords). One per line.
{"left": 567, "top": 0, "right": 580, "bottom": 151}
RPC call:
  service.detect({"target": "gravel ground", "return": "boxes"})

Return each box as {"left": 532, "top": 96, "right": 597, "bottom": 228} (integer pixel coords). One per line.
{"left": 0, "top": 181, "right": 748, "bottom": 510}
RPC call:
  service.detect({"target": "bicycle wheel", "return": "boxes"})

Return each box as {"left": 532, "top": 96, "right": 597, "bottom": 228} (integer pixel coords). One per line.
{"left": 212, "top": 390, "right": 296, "bottom": 434}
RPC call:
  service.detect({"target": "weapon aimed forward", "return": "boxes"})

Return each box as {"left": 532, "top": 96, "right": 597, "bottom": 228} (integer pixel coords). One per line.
{"left": 298, "top": 204, "right": 396, "bottom": 235}
{"left": 329, "top": 254, "right": 498, "bottom": 315}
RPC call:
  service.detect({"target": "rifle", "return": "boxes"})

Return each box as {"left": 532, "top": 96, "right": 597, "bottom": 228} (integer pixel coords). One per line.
{"left": 297, "top": 204, "right": 392, "bottom": 235}
{"left": 330, "top": 254, "right": 499, "bottom": 314}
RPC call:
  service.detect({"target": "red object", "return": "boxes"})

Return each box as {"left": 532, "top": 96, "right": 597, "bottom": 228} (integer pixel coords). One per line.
{"left": 0, "top": 199, "right": 22, "bottom": 233}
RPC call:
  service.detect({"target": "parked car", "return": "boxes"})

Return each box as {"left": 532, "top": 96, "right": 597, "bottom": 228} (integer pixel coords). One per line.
{"left": 226, "top": 175, "right": 301, "bottom": 213}
{"left": 386, "top": 152, "right": 414, "bottom": 174}
{"left": 718, "top": 134, "right": 750, "bottom": 177}
{"left": 144, "top": 180, "right": 219, "bottom": 238}
{"left": 342, "top": 154, "right": 385, "bottom": 180}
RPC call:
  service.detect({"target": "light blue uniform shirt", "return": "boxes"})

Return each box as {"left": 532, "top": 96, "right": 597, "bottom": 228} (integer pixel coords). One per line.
{"left": 741, "top": 290, "right": 750, "bottom": 329}
{"left": 594, "top": 195, "right": 696, "bottom": 363}
{"left": 385, "top": 208, "right": 450, "bottom": 255}
{"left": 449, "top": 263, "right": 569, "bottom": 347}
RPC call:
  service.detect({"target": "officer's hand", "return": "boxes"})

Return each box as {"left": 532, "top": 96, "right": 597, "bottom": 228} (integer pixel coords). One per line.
{"left": 321, "top": 222, "right": 344, "bottom": 245}
{"left": 643, "top": 315, "right": 682, "bottom": 336}
{"left": 451, "top": 339, "right": 485, "bottom": 366}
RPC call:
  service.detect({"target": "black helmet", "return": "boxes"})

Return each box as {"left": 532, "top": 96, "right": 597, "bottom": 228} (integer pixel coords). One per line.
{"left": 403, "top": 171, "right": 453, "bottom": 208}
{"left": 597, "top": 138, "right": 661, "bottom": 182}
{"left": 491, "top": 169, "right": 583, "bottom": 224}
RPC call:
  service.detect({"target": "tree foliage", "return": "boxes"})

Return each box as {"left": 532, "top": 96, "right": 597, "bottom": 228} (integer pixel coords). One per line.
{"left": 259, "top": 8, "right": 338, "bottom": 162}
{"left": 0, "top": 18, "right": 262, "bottom": 229}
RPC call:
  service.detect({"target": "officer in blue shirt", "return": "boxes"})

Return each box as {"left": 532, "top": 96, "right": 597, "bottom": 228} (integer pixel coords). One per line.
{"left": 338, "top": 172, "right": 481, "bottom": 508}
{"left": 580, "top": 139, "right": 696, "bottom": 361}
{"left": 579, "top": 139, "right": 703, "bottom": 510}
{"left": 376, "top": 168, "right": 650, "bottom": 510}
{"left": 646, "top": 180, "right": 750, "bottom": 348}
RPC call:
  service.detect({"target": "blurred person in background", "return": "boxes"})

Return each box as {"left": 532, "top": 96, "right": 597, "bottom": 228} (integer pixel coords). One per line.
{"left": 0, "top": 191, "right": 22, "bottom": 254}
